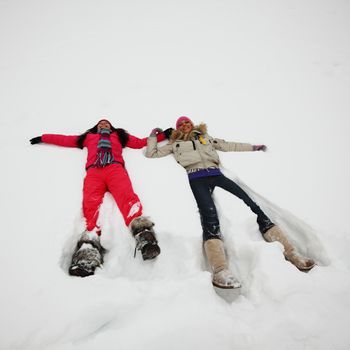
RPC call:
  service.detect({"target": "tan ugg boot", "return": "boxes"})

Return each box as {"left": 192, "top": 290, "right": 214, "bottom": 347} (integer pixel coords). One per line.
{"left": 204, "top": 239, "right": 241, "bottom": 289}
{"left": 263, "top": 226, "right": 315, "bottom": 271}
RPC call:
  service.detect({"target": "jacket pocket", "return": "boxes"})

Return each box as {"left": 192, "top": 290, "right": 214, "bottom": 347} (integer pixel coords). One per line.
{"left": 173, "top": 142, "right": 201, "bottom": 167}
{"left": 202, "top": 142, "right": 220, "bottom": 164}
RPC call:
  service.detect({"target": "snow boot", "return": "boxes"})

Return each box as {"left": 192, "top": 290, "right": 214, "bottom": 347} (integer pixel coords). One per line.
{"left": 69, "top": 230, "right": 105, "bottom": 277}
{"left": 130, "top": 216, "right": 161, "bottom": 260}
{"left": 204, "top": 239, "right": 241, "bottom": 289}
{"left": 263, "top": 226, "right": 315, "bottom": 271}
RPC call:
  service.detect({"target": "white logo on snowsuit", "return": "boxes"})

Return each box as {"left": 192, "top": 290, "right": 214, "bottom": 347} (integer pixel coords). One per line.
{"left": 127, "top": 202, "right": 141, "bottom": 218}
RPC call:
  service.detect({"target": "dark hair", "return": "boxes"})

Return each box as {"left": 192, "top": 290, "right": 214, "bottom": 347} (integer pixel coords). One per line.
{"left": 77, "top": 122, "right": 129, "bottom": 149}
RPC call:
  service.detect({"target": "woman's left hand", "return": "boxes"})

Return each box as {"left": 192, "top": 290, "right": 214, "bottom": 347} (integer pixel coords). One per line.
{"left": 253, "top": 144, "right": 267, "bottom": 151}
{"left": 163, "top": 128, "right": 174, "bottom": 139}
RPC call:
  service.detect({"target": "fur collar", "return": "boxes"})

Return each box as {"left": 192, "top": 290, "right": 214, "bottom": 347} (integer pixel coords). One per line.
{"left": 169, "top": 123, "right": 207, "bottom": 142}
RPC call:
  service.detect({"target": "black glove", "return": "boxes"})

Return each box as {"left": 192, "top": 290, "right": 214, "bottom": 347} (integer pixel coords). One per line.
{"left": 163, "top": 127, "right": 174, "bottom": 139}
{"left": 30, "top": 136, "right": 42, "bottom": 145}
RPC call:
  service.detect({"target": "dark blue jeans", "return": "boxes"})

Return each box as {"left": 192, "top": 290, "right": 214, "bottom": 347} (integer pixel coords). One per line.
{"left": 189, "top": 175, "right": 274, "bottom": 241}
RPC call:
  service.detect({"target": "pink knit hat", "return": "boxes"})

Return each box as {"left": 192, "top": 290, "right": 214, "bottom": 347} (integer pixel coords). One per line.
{"left": 176, "top": 116, "right": 193, "bottom": 129}
{"left": 97, "top": 118, "right": 112, "bottom": 124}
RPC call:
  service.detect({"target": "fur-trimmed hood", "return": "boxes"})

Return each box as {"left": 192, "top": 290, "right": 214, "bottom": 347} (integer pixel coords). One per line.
{"left": 169, "top": 123, "right": 207, "bottom": 143}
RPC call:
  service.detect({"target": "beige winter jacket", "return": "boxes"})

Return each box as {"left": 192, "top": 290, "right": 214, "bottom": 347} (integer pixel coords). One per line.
{"left": 146, "top": 124, "right": 254, "bottom": 173}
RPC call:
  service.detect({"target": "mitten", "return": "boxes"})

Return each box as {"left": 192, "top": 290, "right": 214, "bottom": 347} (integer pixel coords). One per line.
{"left": 163, "top": 127, "right": 174, "bottom": 139}
{"left": 253, "top": 144, "right": 267, "bottom": 151}
{"left": 30, "top": 136, "right": 42, "bottom": 145}
{"left": 150, "top": 128, "right": 163, "bottom": 137}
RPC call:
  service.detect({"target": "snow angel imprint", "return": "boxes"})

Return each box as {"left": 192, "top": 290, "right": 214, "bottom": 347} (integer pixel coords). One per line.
{"left": 30, "top": 119, "right": 166, "bottom": 277}
{"left": 146, "top": 116, "right": 315, "bottom": 289}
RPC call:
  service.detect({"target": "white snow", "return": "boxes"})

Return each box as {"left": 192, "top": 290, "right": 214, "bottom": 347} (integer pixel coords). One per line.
{"left": 1, "top": 0, "right": 350, "bottom": 349}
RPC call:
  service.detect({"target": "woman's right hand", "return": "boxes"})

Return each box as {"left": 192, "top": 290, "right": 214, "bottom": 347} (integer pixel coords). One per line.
{"left": 30, "top": 136, "right": 42, "bottom": 145}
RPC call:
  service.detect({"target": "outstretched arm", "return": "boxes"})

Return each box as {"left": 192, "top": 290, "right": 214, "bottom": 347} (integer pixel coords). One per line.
{"left": 30, "top": 134, "right": 79, "bottom": 148}
{"left": 212, "top": 138, "right": 266, "bottom": 152}
{"left": 126, "top": 129, "right": 166, "bottom": 149}
{"left": 145, "top": 133, "right": 173, "bottom": 158}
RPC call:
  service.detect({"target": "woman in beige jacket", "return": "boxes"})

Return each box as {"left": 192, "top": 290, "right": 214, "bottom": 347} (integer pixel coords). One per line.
{"left": 147, "top": 116, "right": 315, "bottom": 289}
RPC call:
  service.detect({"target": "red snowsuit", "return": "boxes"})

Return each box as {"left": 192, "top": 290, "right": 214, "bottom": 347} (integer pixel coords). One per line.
{"left": 42, "top": 131, "right": 165, "bottom": 230}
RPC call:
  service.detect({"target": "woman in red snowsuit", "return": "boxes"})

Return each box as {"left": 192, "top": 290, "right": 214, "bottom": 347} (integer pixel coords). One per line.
{"left": 30, "top": 119, "right": 165, "bottom": 277}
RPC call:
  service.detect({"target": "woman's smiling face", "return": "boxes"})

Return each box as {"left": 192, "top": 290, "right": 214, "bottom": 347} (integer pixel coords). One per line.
{"left": 97, "top": 120, "right": 111, "bottom": 131}
{"left": 178, "top": 120, "right": 193, "bottom": 134}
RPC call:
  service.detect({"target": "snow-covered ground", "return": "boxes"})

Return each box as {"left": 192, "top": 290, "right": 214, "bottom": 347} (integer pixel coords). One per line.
{"left": 1, "top": 0, "right": 350, "bottom": 349}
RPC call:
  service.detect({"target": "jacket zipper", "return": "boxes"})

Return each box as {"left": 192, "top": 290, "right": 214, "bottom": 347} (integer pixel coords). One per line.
{"left": 196, "top": 140, "right": 208, "bottom": 169}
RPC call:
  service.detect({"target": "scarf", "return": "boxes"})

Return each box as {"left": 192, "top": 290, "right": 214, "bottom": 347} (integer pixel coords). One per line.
{"left": 93, "top": 128, "right": 115, "bottom": 167}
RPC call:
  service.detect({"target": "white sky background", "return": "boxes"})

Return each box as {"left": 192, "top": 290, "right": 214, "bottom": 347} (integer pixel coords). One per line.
{"left": 0, "top": 1, "right": 350, "bottom": 349}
